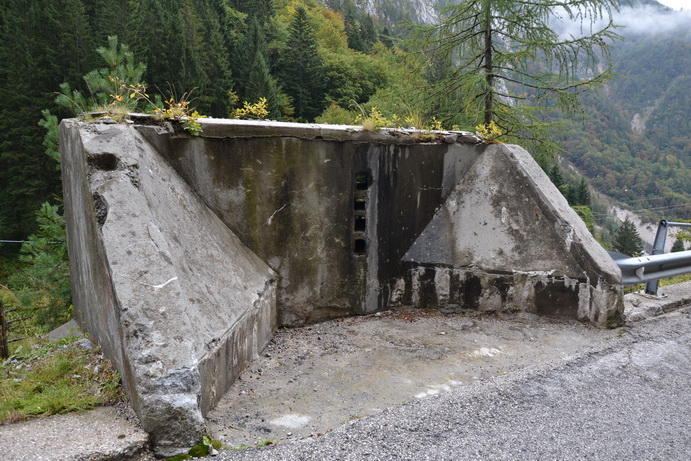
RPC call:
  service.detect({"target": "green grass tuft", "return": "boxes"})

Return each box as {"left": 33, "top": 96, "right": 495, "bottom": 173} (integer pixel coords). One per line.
{"left": 0, "top": 337, "right": 122, "bottom": 424}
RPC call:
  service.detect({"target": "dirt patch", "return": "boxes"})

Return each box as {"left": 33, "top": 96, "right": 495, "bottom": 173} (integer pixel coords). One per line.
{"left": 207, "top": 309, "right": 617, "bottom": 447}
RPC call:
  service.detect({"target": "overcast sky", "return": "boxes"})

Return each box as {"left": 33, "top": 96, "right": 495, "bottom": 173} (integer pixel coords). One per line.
{"left": 656, "top": 0, "right": 686, "bottom": 10}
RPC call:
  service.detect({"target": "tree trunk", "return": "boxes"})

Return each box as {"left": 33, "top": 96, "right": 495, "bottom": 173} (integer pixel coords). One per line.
{"left": 483, "top": 0, "right": 494, "bottom": 125}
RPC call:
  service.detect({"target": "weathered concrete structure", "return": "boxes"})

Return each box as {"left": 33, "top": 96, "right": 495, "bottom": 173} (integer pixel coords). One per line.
{"left": 60, "top": 118, "right": 624, "bottom": 456}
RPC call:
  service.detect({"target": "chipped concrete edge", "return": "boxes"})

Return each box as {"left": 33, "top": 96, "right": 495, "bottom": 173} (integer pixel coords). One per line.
{"left": 624, "top": 280, "right": 691, "bottom": 322}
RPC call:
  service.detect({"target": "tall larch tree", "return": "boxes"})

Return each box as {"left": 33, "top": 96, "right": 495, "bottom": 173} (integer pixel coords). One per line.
{"left": 419, "top": 0, "right": 620, "bottom": 158}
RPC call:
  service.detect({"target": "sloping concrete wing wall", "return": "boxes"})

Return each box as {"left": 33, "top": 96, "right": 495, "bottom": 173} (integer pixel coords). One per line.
{"left": 401, "top": 144, "right": 624, "bottom": 326}
{"left": 60, "top": 121, "right": 277, "bottom": 457}
{"left": 60, "top": 118, "right": 623, "bottom": 455}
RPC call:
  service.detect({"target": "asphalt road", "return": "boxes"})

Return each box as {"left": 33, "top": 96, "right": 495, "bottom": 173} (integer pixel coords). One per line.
{"left": 220, "top": 305, "right": 691, "bottom": 460}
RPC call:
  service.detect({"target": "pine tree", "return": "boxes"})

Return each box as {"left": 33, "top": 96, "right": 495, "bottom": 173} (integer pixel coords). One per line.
{"left": 671, "top": 238, "right": 686, "bottom": 253}
{"left": 0, "top": 0, "right": 93, "bottom": 241}
{"left": 235, "top": 16, "right": 285, "bottom": 118}
{"left": 417, "top": 0, "right": 620, "bottom": 155}
{"left": 342, "top": 0, "right": 378, "bottom": 54}
{"left": 135, "top": 0, "right": 185, "bottom": 94}
{"left": 86, "top": 0, "right": 143, "bottom": 56}
{"left": 9, "top": 203, "right": 71, "bottom": 331}
{"left": 381, "top": 27, "right": 394, "bottom": 49}
{"left": 573, "top": 178, "right": 592, "bottom": 207}
{"left": 279, "top": 7, "right": 325, "bottom": 122}
{"left": 548, "top": 164, "right": 565, "bottom": 190}
{"left": 54, "top": 36, "right": 147, "bottom": 115}
{"left": 194, "top": 0, "right": 235, "bottom": 117}
{"left": 613, "top": 218, "right": 643, "bottom": 257}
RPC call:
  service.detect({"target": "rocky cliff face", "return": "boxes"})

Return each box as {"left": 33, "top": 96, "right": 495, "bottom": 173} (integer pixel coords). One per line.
{"left": 357, "top": 0, "right": 438, "bottom": 25}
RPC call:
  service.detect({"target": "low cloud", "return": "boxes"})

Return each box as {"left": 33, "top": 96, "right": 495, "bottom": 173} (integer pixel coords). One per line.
{"left": 551, "top": 4, "right": 691, "bottom": 39}
{"left": 615, "top": 5, "right": 691, "bottom": 36}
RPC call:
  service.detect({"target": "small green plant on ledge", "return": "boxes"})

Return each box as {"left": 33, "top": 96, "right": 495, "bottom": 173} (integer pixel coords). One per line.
{"left": 115, "top": 82, "right": 206, "bottom": 136}
{"left": 475, "top": 120, "right": 504, "bottom": 143}
{"left": 166, "top": 435, "right": 223, "bottom": 460}
{"left": 231, "top": 97, "right": 270, "bottom": 120}
{"left": 354, "top": 105, "right": 391, "bottom": 131}
{"left": 152, "top": 95, "right": 206, "bottom": 136}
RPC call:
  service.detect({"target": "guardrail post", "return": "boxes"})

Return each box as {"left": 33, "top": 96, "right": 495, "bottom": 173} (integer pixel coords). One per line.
{"left": 643, "top": 220, "right": 691, "bottom": 296}
{"left": 645, "top": 220, "right": 669, "bottom": 295}
{"left": 0, "top": 298, "right": 8, "bottom": 359}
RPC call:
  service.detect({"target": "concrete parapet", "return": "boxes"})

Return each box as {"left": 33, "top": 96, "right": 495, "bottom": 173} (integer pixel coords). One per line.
{"left": 139, "top": 119, "right": 622, "bottom": 326}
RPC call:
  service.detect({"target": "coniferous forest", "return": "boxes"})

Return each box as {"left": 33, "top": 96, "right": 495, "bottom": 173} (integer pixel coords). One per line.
{"left": 0, "top": 0, "right": 428, "bottom": 245}
{"left": 0, "top": 0, "right": 690, "bottom": 332}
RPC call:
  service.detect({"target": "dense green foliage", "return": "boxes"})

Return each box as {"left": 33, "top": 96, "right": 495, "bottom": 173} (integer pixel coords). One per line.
{"left": 0, "top": 0, "right": 90, "bottom": 241}
{"left": 9, "top": 203, "right": 71, "bottom": 332}
{"left": 671, "top": 239, "right": 686, "bottom": 253}
{"left": 0, "top": 0, "right": 421, "bottom": 245}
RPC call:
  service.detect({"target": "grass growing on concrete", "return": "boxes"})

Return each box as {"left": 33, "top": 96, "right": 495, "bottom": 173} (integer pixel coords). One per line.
{"left": 660, "top": 273, "right": 691, "bottom": 286}
{"left": 0, "top": 336, "right": 122, "bottom": 424}
{"left": 624, "top": 273, "right": 691, "bottom": 294}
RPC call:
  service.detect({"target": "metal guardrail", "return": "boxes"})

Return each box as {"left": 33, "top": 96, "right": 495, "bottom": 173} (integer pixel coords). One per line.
{"left": 610, "top": 219, "right": 691, "bottom": 296}
{"left": 613, "top": 250, "right": 691, "bottom": 286}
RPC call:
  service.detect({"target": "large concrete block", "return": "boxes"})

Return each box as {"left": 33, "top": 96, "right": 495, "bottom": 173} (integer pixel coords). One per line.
{"left": 139, "top": 120, "right": 622, "bottom": 327}
{"left": 139, "top": 125, "right": 487, "bottom": 325}
{"left": 60, "top": 121, "right": 276, "bottom": 457}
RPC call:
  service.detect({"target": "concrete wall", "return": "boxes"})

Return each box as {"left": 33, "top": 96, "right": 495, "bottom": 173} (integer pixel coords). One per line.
{"left": 138, "top": 119, "right": 623, "bottom": 327}
{"left": 60, "top": 118, "right": 624, "bottom": 455}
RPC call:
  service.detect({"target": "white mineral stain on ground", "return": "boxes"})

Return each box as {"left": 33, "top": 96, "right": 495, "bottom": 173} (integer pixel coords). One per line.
{"left": 472, "top": 347, "right": 502, "bottom": 357}
{"left": 415, "top": 380, "right": 462, "bottom": 399}
{"left": 270, "top": 414, "right": 311, "bottom": 428}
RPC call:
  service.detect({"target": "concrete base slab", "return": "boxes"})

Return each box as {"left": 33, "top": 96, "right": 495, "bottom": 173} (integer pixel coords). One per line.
{"left": 207, "top": 309, "right": 621, "bottom": 448}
